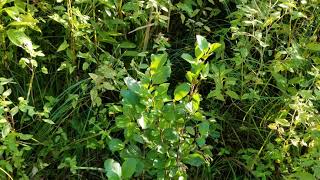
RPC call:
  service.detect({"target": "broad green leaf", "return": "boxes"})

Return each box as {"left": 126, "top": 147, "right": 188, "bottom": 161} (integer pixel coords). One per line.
{"left": 154, "top": 83, "right": 170, "bottom": 96}
{"left": 268, "top": 123, "right": 278, "bottom": 130}
{"left": 306, "top": 42, "right": 320, "bottom": 51}
{"left": 115, "top": 115, "right": 131, "bottom": 128}
{"left": 2, "top": 88, "right": 11, "bottom": 97}
{"left": 137, "top": 115, "right": 147, "bottom": 129}
{"left": 183, "top": 153, "right": 205, "bottom": 167}
{"left": 186, "top": 126, "right": 195, "bottom": 135}
{"left": 151, "top": 66, "right": 171, "bottom": 84}
{"left": 150, "top": 54, "right": 168, "bottom": 74}
{"left": 195, "top": 45, "right": 204, "bottom": 60}
{"left": 192, "top": 63, "right": 205, "bottom": 76}
{"left": 2, "top": 123, "right": 11, "bottom": 138}
{"left": 104, "top": 159, "right": 122, "bottom": 180}
{"left": 204, "top": 25, "right": 211, "bottom": 32}
{"left": 41, "top": 67, "right": 49, "bottom": 74}
{"left": 176, "top": 1, "right": 194, "bottom": 17}
{"left": 10, "top": 106, "right": 19, "bottom": 116}
{"left": 196, "top": 35, "right": 209, "bottom": 52}
{"left": 201, "top": 63, "right": 210, "bottom": 78}
{"left": 0, "top": 77, "right": 13, "bottom": 86}
{"left": 163, "top": 128, "right": 179, "bottom": 142}
{"left": 7, "top": 29, "right": 33, "bottom": 50}
{"left": 163, "top": 103, "right": 176, "bottom": 123}
{"left": 186, "top": 71, "right": 195, "bottom": 83}
{"left": 57, "top": 40, "right": 69, "bottom": 52}
{"left": 225, "top": 90, "right": 239, "bottom": 100}
{"left": 18, "top": 133, "right": 33, "bottom": 140}
{"left": 196, "top": 137, "right": 206, "bottom": 147}
{"left": 275, "top": 118, "right": 290, "bottom": 127}
{"left": 120, "top": 90, "right": 140, "bottom": 105}
{"left": 9, "top": 13, "right": 41, "bottom": 32}
{"left": 207, "top": 89, "right": 225, "bottom": 101}
{"left": 48, "top": 13, "right": 68, "bottom": 27}
{"left": 208, "top": 43, "right": 221, "bottom": 54}
{"left": 174, "top": 83, "right": 191, "bottom": 101}
{"left": 181, "top": 53, "right": 196, "bottom": 64}
{"left": 294, "top": 172, "right": 316, "bottom": 180}
{"left": 108, "top": 138, "right": 125, "bottom": 152}
{"left": 199, "top": 121, "right": 209, "bottom": 137}
{"left": 124, "top": 77, "right": 141, "bottom": 95}
{"left": 122, "top": 158, "right": 137, "bottom": 179}
{"left": 3, "top": 7, "right": 21, "bottom": 19}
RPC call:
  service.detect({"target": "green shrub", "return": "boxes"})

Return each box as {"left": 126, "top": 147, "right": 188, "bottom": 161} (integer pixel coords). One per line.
{"left": 0, "top": 0, "right": 319, "bottom": 179}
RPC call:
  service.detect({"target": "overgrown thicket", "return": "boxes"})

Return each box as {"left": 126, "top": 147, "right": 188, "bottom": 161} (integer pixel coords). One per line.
{"left": 0, "top": 0, "right": 320, "bottom": 179}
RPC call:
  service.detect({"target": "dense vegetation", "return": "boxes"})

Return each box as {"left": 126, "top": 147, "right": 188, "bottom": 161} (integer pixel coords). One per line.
{"left": 0, "top": 0, "right": 320, "bottom": 179}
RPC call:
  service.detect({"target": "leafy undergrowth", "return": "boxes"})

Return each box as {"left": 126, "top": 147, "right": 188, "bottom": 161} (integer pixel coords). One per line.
{"left": 0, "top": 0, "right": 320, "bottom": 179}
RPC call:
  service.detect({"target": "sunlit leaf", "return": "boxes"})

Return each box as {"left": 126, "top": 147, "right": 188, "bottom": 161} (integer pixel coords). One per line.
{"left": 174, "top": 83, "right": 191, "bottom": 101}
{"left": 57, "top": 40, "right": 69, "bottom": 52}
{"left": 104, "top": 159, "right": 122, "bottom": 180}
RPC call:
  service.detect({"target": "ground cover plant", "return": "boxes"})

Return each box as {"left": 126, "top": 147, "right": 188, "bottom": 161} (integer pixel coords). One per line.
{"left": 0, "top": 0, "right": 319, "bottom": 179}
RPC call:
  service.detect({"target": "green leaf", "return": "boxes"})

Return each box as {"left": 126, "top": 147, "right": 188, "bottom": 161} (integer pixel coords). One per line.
{"left": 137, "top": 115, "right": 147, "bottom": 129}
{"left": 43, "top": 119, "right": 55, "bottom": 125}
{"left": 199, "top": 121, "right": 209, "bottom": 137}
{"left": 196, "top": 35, "right": 209, "bottom": 52}
{"left": 108, "top": 138, "right": 125, "bottom": 152}
{"left": 122, "top": 158, "right": 137, "bottom": 179}
{"left": 123, "top": 51, "right": 147, "bottom": 57}
{"left": 9, "top": 13, "right": 41, "bottom": 32}
{"left": 174, "top": 83, "right": 191, "bottom": 101}
{"left": 1, "top": 123, "right": 11, "bottom": 138}
{"left": 294, "top": 172, "right": 316, "bottom": 180}
{"left": 18, "top": 133, "right": 33, "bottom": 140}
{"left": 2, "top": 88, "right": 11, "bottom": 97}
{"left": 195, "top": 45, "right": 204, "bottom": 60}
{"left": 119, "top": 41, "right": 136, "bottom": 49}
{"left": 7, "top": 29, "right": 33, "bottom": 50}
{"left": 3, "top": 7, "right": 21, "bottom": 19}
{"left": 225, "top": 90, "right": 239, "bottom": 100}
{"left": 196, "top": 137, "right": 206, "bottom": 147}
{"left": 104, "top": 159, "right": 122, "bottom": 180}
{"left": 115, "top": 115, "right": 131, "bottom": 128}
{"left": 208, "top": 43, "right": 221, "bottom": 53}
{"left": 207, "top": 89, "right": 225, "bottom": 101}
{"left": 154, "top": 83, "right": 170, "bottom": 96}
{"left": 57, "top": 40, "right": 69, "bottom": 52}
{"left": 268, "top": 123, "right": 278, "bottom": 130}
{"left": 181, "top": 53, "right": 196, "bottom": 64}
{"left": 124, "top": 77, "right": 141, "bottom": 95}
{"left": 183, "top": 153, "right": 205, "bottom": 167}
{"left": 151, "top": 66, "right": 171, "bottom": 84}
{"left": 186, "top": 126, "right": 195, "bottom": 135}
{"left": 41, "top": 66, "right": 49, "bottom": 74}
{"left": 163, "top": 128, "right": 179, "bottom": 143}
{"left": 186, "top": 71, "right": 195, "bottom": 83}
{"left": 275, "top": 118, "right": 290, "bottom": 127}
{"left": 306, "top": 42, "right": 320, "bottom": 51}
{"left": 120, "top": 90, "right": 140, "bottom": 105}
{"left": 150, "top": 54, "right": 168, "bottom": 74}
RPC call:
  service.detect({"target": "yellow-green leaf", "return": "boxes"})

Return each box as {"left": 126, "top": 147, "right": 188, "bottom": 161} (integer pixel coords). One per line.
{"left": 174, "top": 83, "right": 191, "bottom": 101}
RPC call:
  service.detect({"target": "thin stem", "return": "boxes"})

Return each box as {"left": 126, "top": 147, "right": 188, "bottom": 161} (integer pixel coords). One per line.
{"left": 0, "top": 167, "right": 13, "bottom": 180}
{"left": 76, "top": 167, "right": 104, "bottom": 172}
{"left": 67, "top": 0, "right": 76, "bottom": 66}
{"left": 26, "top": 67, "right": 35, "bottom": 101}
